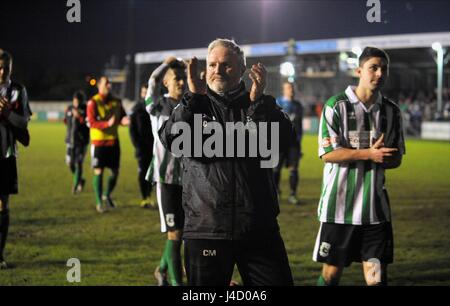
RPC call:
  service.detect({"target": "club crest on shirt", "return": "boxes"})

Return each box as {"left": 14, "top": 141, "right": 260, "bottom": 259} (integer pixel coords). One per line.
{"left": 319, "top": 242, "right": 331, "bottom": 257}
{"left": 348, "top": 111, "right": 356, "bottom": 120}
{"left": 165, "top": 213, "right": 175, "bottom": 227}
{"left": 202, "top": 114, "right": 216, "bottom": 128}
{"left": 322, "top": 137, "right": 331, "bottom": 148}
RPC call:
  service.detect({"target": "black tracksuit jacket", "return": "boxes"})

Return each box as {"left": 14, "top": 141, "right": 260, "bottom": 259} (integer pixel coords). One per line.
{"left": 159, "top": 83, "right": 294, "bottom": 240}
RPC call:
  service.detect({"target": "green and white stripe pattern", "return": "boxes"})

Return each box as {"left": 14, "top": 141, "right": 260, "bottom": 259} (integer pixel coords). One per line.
{"left": 144, "top": 62, "right": 182, "bottom": 185}
{"left": 317, "top": 86, "right": 392, "bottom": 225}
{"left": 145, "top": 96, "right": 182, "bottom": 186}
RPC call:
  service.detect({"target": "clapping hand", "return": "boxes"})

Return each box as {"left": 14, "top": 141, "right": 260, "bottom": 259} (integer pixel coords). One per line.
{"left": 186, "top": 57, "right": 206, "bottom": 95}
{"left": 249, "top": 63, "right": 267, "bottom": 102}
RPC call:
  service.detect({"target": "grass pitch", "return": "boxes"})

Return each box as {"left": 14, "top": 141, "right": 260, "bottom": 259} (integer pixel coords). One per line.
{"left": 1, "top": 122, "right": 449, "bottom": 285}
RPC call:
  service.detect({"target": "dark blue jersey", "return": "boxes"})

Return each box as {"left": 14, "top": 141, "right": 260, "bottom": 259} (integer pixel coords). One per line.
{"left": 277, "top": 97, "right": 303, "bottom": 144}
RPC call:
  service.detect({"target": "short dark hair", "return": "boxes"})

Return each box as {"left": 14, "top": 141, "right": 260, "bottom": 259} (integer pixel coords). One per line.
{"left": 73, "top": 90, "right": 86, "bottom": 104}
{"left": 168, "top": 59, "right": 186, "bottom": 71}
{"left": 0, "top": 49, "right": 13, "bottom": 67}
{"left": 359, "top": 46, "right": 390, "bottom": 67}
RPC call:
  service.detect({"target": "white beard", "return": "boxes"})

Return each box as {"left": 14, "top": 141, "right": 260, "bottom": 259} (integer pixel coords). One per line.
{"left": 208, "top": 80, "right": 240, "bottom": 96}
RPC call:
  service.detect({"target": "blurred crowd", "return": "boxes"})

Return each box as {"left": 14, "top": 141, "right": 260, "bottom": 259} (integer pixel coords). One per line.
{"left": 397, "top": 91, "right": 450, "bottom": 136}
{"left": 300, "top": 90, "right": 450, "bottom": 137}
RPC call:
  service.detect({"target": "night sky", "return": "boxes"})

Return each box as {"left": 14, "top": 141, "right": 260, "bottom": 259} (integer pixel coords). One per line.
{"left": 1, "top": 0, "right": 450, "bottom": 99}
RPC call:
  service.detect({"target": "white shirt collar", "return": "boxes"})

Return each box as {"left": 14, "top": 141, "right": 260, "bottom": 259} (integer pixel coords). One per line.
{"left": 345, "top": 85, "right": 381, "bottom": 111}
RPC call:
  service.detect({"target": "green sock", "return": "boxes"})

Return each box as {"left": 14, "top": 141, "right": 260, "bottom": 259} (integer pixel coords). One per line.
{"left": 93, "top": 174, "right": 103, "bottom": 205}
{"left": 159, "top": 240, "right": 170, "bottom": 273}
{"left": 317, "top": 275, "right": 329, "bottom": 286}
{"left": 105, "top": 173, "right": 118, "bottom": 197}
{"left": 166, "top": 240, "right": 182, "bottom": 286}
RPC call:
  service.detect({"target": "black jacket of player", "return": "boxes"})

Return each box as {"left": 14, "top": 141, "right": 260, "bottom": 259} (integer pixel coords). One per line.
{"left": 129, "top": 99, "right": 154, "bottom": 158}
{"left": 64, "top": 105, "right": 89, "bottom": 147}
{"left": 160, "top": 82, "right": 294, "bottom": 240}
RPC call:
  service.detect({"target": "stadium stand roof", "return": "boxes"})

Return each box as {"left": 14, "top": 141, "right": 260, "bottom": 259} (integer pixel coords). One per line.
{"left": 135, "top": 32, "right": 450, "bottom": 64}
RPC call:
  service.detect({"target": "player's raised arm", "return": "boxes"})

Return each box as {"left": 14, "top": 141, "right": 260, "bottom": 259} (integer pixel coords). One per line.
{"left": 145, "top": 56, "right": 178, "bottom": 112}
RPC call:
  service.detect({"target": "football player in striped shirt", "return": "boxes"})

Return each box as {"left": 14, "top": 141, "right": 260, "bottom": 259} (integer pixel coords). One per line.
{"left": 145, "top": 57, "right": 186, "bottom": 286}
{"left": 0, "top": 49, "right": 32, "bottom": 269}
{"left": 313, "top": 47, "right": 405, "bottom": 286}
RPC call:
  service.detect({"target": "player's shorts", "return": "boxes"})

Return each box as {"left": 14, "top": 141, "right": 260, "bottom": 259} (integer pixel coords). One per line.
{"left": 0, "top": 156, "right": 18, "bottom": 195}
{"left": 313, "top": 222, "right": 393, "bottom": 267}
{"left": 184, "top": 232, "right": 293, "bottom": 286}
{"left": 66, "top": 144, "right": 87, "bottom": 166}
{"left": 91, "top": 143, "right": 120, "bottom": 169}
{"left": 156, "top": 182, "right": 184, "bottom": 233}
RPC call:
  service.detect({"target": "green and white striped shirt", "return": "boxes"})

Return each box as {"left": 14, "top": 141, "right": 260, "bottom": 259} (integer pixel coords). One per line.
{"left": 317, "top": 86, "right": 405, "bottom": 225}
{"left": 144, "top": 63, "right": 183, "bottom": 185}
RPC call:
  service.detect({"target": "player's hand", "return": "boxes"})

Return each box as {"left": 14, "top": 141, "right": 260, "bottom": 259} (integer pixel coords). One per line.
{"left": 72, "top": 108, "right": 80, "bottom": 118}
{"left": 187, "top": 57, "right": 206, "bottom": 95}
{"left": 0, "top": 96, "right": 9, "bottom": 109}
{"left": 369, "top": 134, "right": 397, "bottom": 163}
{"left": 249, "top": 63, "right": 266, "bottom": 102}
{"left": 107, "top": 115, "right": 116, "bottom": 127}
{"left": 0, "top": 97, "right": 11, "bottom": 116}
{"left": 120, "top": 116, "right": 130, "bottom": 126}
{"left": 372, "top": 133, "right": 385, "bottom": 149}
{"left": 164, "top": 56, "right": 178, "bottom": 65}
